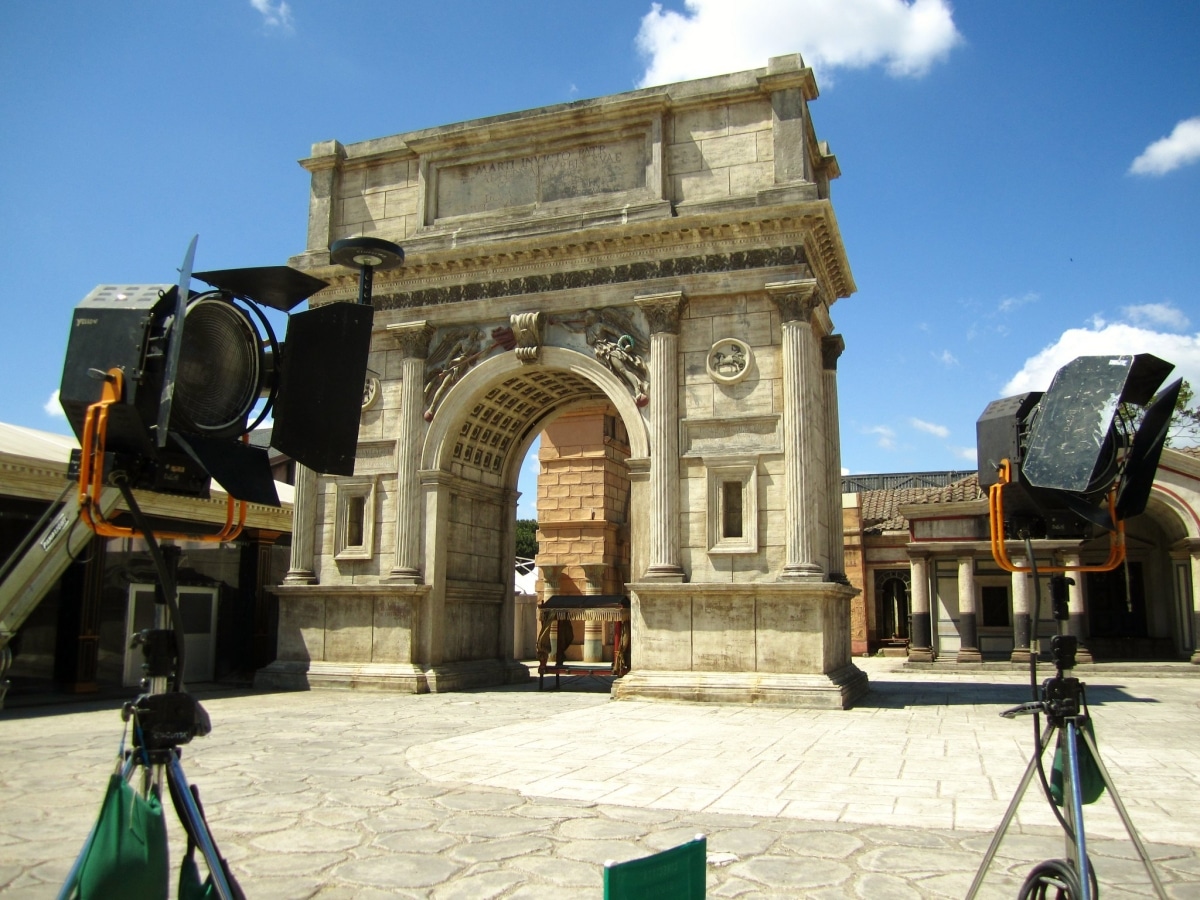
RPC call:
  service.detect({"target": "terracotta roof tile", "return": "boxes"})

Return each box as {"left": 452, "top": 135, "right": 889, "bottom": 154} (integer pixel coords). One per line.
{"left": 859, "top": 475, "right": 984, "bottom": 535}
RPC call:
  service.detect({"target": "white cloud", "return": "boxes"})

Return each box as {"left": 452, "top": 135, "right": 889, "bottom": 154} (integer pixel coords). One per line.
{"left": 864, "top": 424, "right": 896, "bottom": 449}
{"left": 1121, "top": 302, "right": 1190, "bottom": 332}
{"left": 250, "top": 0, "right": 294, "bottom": 33}
{"left": 636, "top": 0, "right": 962, "bottom": 87}
{"left": 998, "top": 292, "right": 1038, "bottom": 315}
{"left": 44, "top": 390, "right": 64, "bottom": 418}
{"left": 933, "top": 349, "right": 958, "bottom": 367}
{"left": 951, "top": 445, "right": 977, "bottom": 462}
{"left": 1129, "top": 116, "right": 1200, "bottom": 176}
{"left": 1000, "top": 322, "right": 1200, "bottom": 397}
{"left": 910, "top": 417, "right": 949, "bottom": 438}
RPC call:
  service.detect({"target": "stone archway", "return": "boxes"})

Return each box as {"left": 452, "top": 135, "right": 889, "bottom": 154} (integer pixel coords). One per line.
{"left": 261, "top": 53, "right": 871, "bottom": 707}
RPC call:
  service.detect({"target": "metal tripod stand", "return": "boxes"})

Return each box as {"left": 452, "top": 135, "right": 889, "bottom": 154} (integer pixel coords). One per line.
{"left": 966, "top": 553, "right": 1168, "bottom": 899}
{"left": 58, "top": 479, "right": 241, "bottom": 900}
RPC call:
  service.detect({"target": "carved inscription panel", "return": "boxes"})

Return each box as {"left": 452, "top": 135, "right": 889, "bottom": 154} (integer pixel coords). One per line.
{"left": 433, "top": 134, "right": 648, "bottom": 221}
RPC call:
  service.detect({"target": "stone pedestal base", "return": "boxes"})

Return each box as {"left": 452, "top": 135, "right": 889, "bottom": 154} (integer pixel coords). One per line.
{"left": 624, "top": 580, "right": 864, "bottom": 709}
{"left": 1010, "top": 649, "right": 1034, "bottom": 665}
{"left": 255, "top": 660, "right": 430, "bottom": 693}
{"left": 613, "top": 666, "right": 868, "bottom": 709}
{"left": 907, "top": 647, "right": 935, "bottom": 663}
{"left": 956, "top": 648, "right": 983, "bottom": 664}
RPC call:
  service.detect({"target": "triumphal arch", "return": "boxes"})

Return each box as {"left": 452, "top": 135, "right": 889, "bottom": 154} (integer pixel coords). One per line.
{"left": 257, "top": 54, "right": 868, "bottom": 707}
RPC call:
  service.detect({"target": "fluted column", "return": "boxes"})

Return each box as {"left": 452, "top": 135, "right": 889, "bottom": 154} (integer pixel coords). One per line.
{"left": 284, "top": 463, "right": 319, "bottom": 584}
{"left": 635, "top": 291, "right": 686, "bottom": 582}
{"left": 956, "top": 555, "right": 981, "bottom": 663}
{"left": 1188, "top": 543, "right": 1200, "bottom": 664}
{"left": 386, "top": 321, "right": 433, "bottom": 583}
{"left": 908, "top": 552, "right": 934, "bottom": 662}
{"left": 769, "top": 280, "right": 824, "bottom": 581}
{"left": 822, "top": 335, "right": 846, "bottom": 582}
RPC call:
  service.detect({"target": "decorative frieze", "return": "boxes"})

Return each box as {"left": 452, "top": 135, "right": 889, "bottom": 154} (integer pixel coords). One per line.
{"left": 372, "top": 246, "right": 807, "bottom": 311}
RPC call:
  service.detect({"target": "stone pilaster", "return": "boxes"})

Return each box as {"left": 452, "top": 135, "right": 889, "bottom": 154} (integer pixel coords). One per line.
{"left": 822, "top": 335, "right": 846, "bottom": 583}
{"left": 1010, "top": 559, "right": 1033, "bottom": 664}
{"left": 908, "top": 552, "right": 934, "bottom": 662}
{"left": 1058, "top": 550, "right": 1093, "bottom": 664}
{"left": 385, "top": 322, "right": 433, "bottom": 584}
{"left": 956, "top": 555, "right": 981, "bottom": 663}
{"left": 769, "top": 280, "right": 824, "bottom": 581}
{"left": 1187, "top": 543, "right": 1200, "bottom": 665}
{"left": 635, "top": 291, "right": 686, "bottom": 583}
{"left": 284, "top": 463, "right": 319, "bottom": 584}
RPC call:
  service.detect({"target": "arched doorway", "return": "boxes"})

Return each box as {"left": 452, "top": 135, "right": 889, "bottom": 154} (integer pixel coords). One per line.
{"left": 874, "top": 570, "right": 910, "bottom": 653}
{"left": 415, "top": 347, "right": 649, "bottom": 684}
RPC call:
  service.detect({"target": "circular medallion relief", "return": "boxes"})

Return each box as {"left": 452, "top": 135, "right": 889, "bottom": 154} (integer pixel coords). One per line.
{"left": 362, "top": 375, "right": 381, "bottom": 411}
{"left": 706, "top": 338, "right": 752, "bottom": 385}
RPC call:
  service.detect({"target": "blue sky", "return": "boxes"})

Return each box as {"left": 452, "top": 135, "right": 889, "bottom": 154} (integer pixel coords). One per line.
{"left": 2, "top": 1, "right": 1198, "bottom": 520}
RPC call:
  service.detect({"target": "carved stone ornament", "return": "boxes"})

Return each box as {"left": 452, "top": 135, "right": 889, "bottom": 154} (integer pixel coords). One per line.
{"left": 510, "top": 311, "right": 546, "bottom": 363}
{"left": 821, "top": 334, "right": 846, "bottom": 371}
{"left": 706, "top": 338, "right": 752, "bottom": 385}
{"left": 362, "top": 371, "right": 381, "bottom": 411}
{"left": 767, "top": 280, "right": 821, "bottom": 323}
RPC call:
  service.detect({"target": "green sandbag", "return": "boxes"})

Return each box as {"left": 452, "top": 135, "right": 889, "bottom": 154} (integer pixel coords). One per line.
{"left": 1051, "top": 719, "right": 1106, "bottom": 806}
{"left": 71, "top": 772, "right": 169, "bottom": 899}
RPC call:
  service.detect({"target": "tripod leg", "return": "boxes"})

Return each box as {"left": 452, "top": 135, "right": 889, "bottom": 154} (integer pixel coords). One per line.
{"left": 966, "top": 722, "right": 1056, "bottom": 900}
{"left": 1078, "top": 726, "right": 1169, "bottom": 899}
{"left": 1062, "top": 720, "right": 1092, "bottom": 896}
{"left": 166, "top": 753, "right": 236, "bottom": 900}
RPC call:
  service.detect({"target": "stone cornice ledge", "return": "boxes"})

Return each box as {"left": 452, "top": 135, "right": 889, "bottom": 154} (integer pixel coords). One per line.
{"left": 272, "top": 583, "right": 431, "bottom": 597}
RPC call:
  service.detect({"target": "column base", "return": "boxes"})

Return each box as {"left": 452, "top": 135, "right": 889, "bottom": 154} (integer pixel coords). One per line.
{"left": 779, "top": 564, "right": 824, "bottom": 582}
{"left": 956, "top": 648, "right": 983, "bottom": 664}
{"left": 282, "top": 571, "right": 317, "bottom": 586}
{"left": 1010, "top": 649, "right": 1034, "bottom": 665}
{"left": 641, "top": 565, "right": 686, "bottom": 583}
{"left": 907, "top": 647, "right": 935, "bottom": 663}
{"left": 383, "top": 569, "right": 423, "bottom": 585}
{"left": 1075, "top": 645, "right": 1094, "bottom": 665}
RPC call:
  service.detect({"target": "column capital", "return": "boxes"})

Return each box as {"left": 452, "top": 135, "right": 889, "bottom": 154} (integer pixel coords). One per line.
{"left": 385, "top": 321, "right": 434, "bottom": 358}
{"left": 821, "top": 334, "right": 846, "bottom": 370}
{"left": 635, "top": 291, "right": 686, "bottom": 335}
{"left": 766, "top": 279, "right": 821, "bottom": 323}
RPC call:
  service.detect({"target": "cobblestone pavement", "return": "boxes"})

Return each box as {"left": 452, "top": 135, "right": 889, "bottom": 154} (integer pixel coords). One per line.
{"left": 1, "top": 659, "right": 1198, "bottom": 898}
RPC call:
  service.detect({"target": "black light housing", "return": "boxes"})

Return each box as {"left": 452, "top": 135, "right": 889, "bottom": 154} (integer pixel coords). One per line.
{"left": 59, "top": 245, "right": 381, "bottom": 507}
{"left": 977, "top": 354, "right": 1180, "bottom": 539}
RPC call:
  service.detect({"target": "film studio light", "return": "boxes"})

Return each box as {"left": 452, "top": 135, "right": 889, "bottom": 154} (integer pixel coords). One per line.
{"left": 58, "top": 236, "right": 387, "bottom": 534}
{"left": 976, "top": 353, "right": 1181, "bottom": 572}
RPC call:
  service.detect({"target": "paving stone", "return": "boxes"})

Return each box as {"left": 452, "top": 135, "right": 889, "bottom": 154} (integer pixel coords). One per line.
{"left": 334, "top": 853, "right": 462, "bottom": 888}
{"left": 2, "top": 661, "right": 1197, "bottom": 897}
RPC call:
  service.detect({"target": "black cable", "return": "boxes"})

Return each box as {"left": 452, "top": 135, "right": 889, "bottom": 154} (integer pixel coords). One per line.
{"left": 114, "top": 475, "right": 187, "bottom": 693}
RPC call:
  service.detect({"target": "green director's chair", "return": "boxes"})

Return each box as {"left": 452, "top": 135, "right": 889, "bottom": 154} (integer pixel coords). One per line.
{"left": 603, "top": 834, "right": 706, "bottom": 899}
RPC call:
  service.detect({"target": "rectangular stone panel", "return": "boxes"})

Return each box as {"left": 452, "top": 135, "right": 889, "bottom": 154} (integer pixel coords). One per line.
{"left": 632, "top": 593, "right": 692, "bottom": 670}
{"left": 325, "top": 595, "right": 374, "bottom": 663}
{"left": 540, "top": 137, "right": 647, "bottom": 203}
{"left": 681, "top": 415, "right": 781, "bottom": 457}
{"left": 433, "top": 134, "right": 649, "bottom": 220}
{"left": 692, "top": 595, "right": 756, "bottom": 671}
{"left": 372, "top": 596, "right": 414, "bottom": 663}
